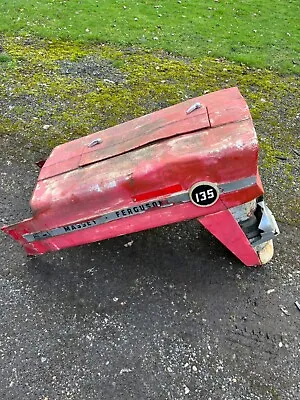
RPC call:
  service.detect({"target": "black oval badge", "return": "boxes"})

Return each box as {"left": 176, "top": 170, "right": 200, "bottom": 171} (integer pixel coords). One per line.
{"left": 189, "top": 182, "right": 219, "bottom": 207}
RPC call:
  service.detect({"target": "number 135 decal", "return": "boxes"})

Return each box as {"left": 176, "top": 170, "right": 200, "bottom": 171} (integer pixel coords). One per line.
{"left": 189, "top": 182, "right": 220, "bottom": 207}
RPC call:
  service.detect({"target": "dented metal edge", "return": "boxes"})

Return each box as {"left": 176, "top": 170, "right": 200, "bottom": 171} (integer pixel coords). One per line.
{"left": 251, "top": 201, "right": 280, "bottom": 247}
{"left": 229, "top": 199, "right": 280, "bottom": 249}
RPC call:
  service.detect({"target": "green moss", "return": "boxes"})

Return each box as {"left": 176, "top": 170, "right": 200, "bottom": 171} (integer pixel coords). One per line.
{"left": 0, "top": 36, "right": 299, "bottom": 224}
{"left": 0, "top": 53, "right": 11, "bottom": 63}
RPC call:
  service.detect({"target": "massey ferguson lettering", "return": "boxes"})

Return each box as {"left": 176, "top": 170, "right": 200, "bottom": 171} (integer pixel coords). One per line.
{"left": 63, "top": 220, "right": 97, "bottom": 232}
{"left": 23, "top": 199, "right": 165, "bottom": 243}
{"left": 115, "top": 201, "right": 162, "bottom": 218}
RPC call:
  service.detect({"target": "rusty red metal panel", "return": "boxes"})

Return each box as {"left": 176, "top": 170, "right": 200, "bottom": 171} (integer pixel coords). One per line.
{"left": 3, "top": 200, "right": 227, "bottom": 256}
{"left": 203, "top": 86, "right": 250, "bottom": 127}
{"left": 38, "top": 140, "right": 83, "bottom": 181}
{"left": 1, "top": 87, "right": 279, "bottom": 265}
{"left": 29, "top": 118, "right": 259, "bottom": 223}
{"left": 1, "top": 218, "right": 53, "bottom": 255}
{"left": 38, "top": 86, "right": 248, "bottom": 181}
{"left": 80, "top": 104, "right": 210, "bottom": 167}
{"left": 39, "top": 101, "right": 210, "bottom": 181}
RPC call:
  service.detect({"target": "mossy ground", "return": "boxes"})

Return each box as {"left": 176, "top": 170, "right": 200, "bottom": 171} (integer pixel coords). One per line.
{"left": 0, "top": 36, "right": 299, "bottom": 224}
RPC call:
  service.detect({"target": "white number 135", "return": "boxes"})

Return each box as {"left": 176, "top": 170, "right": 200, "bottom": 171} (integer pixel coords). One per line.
{"left": 195, "top": 189, "right": 214, "bottom": 202}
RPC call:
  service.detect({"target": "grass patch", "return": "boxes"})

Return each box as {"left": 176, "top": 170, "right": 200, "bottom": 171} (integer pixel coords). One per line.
{"left": 0, "top": 53, "right": 11, "bottom": 63}
{"left": 0, "top": 0, "right": 299, "bottom": 73}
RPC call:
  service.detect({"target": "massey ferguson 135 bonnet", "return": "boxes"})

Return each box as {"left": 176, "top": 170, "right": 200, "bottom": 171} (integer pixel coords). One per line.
{"left": 1, "top": 87, "right": 279, "bottom": 266}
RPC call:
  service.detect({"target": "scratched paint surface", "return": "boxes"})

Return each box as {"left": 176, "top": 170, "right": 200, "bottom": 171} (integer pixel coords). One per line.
{"left": 2, "top": 88, "right": 267, "bottom": 261}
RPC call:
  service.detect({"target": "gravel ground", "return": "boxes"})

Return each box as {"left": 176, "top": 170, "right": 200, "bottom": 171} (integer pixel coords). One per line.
{"left": 1, "top": 132, "right": 300, "bottom": 400}
{"left": 0, "top": 38, "right": 299, "bottom": 400}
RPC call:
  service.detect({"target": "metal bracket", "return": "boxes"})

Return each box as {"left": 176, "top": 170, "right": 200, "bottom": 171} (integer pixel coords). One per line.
{"left": 88, "top": 138, "right": 103, "bottom": 148}
{"left": 186, "top": 102, "right": 202, "bottom": 114}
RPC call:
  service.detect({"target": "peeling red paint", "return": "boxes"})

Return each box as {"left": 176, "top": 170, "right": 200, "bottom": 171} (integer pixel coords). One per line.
{"left": 1, "top": 87, "right": 278, "bottom": 266}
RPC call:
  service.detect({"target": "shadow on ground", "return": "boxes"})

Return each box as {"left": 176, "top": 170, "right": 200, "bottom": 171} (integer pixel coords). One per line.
{"left": 0, "top": 141, "right": 299, "bottom": 399}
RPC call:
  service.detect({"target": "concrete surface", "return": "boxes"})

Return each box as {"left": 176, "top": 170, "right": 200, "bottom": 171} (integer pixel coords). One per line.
{"left": 0, "top": 139, "right": 299, "bottom": 400}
